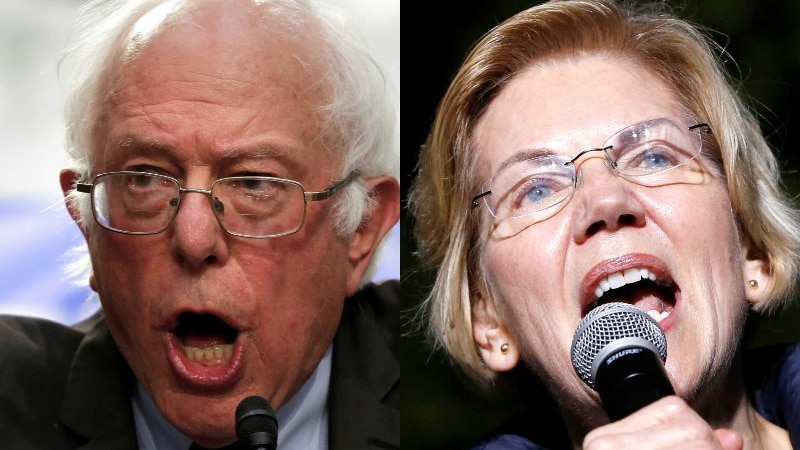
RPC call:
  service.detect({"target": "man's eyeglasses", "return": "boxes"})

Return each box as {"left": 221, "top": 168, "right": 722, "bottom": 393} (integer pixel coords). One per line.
{"left": 471, "top": 118, "right": 713, "bottom": 235}
{"left": 76, "top": 171, "right": 358, "bottom": 238}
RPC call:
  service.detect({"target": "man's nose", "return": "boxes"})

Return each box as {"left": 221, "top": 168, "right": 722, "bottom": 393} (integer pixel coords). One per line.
{"left": 169, "top": 190, "right": 229, "bottom": 267}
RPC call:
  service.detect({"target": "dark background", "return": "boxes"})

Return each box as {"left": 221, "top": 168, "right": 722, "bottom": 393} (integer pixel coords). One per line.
{"left": 400, "top": 1, "right": 800, "bottom": 449}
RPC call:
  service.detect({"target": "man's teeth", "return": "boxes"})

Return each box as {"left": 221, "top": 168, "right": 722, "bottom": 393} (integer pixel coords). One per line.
{"left": 183, "top": 344, "right": 233, "bottom": 366}
{"left": 594, "top": 267, "right": 656, "bottom": 299}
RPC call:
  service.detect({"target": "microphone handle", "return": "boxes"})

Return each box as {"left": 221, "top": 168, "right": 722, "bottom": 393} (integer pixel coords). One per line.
{"left": 242, "top": 431, "right": 275, "bottom": 450}
{"left": 595, "top": 347, "right": 675, "bottom": 421}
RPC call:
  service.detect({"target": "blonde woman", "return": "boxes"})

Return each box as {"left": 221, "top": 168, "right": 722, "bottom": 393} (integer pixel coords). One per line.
{"left": 409, "top": 0, "right": 800, "bottom": 448}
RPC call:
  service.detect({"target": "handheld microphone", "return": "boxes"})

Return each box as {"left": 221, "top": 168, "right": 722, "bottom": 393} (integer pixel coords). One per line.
{"left": 235, "top": 395, "right": 278, "bottom": 450}
{"left": 570, "top": 302, "right": 675, "bottom": 421}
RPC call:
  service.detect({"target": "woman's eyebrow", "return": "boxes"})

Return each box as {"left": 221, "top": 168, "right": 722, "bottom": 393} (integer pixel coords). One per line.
{"left": 495, "top": 148, "right": 559, "bottom": 173}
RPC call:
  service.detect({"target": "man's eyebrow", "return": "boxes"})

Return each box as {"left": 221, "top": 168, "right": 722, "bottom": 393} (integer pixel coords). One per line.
{"left": 218, "top": 145, "right": 287, "bottom": 162}
{"left": 119, "top": 137, "right": 172, "bottom": 152}
{"left": 112, "top": 137, "right": 177, "bottom": 163}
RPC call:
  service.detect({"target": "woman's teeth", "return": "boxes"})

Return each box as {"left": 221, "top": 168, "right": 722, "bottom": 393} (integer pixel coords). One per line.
{"left": 594, "top": 267, "right": 656, "bottom": 299}
{"left": 647, "top": 309, "right": 671, "bottom": 323}
{"left": 589, "top": 267, "right": 672, "bottom": 323}
{"left": 183, "top": 344, "right": 233, "bottom": 366}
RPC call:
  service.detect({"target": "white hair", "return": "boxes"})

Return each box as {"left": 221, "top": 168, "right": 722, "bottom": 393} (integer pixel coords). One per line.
{"left": 59, "top": 0, "right": 398, "bottom": 285}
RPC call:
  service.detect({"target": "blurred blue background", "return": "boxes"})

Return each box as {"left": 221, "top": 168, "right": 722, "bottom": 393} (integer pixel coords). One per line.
{"left": 0, "top": 0, "right": 399, "bottom": 326}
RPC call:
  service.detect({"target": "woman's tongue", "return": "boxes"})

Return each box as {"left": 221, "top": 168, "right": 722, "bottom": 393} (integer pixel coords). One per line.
{"left": 606, "top": 285, "right": 673, "bottom": 323}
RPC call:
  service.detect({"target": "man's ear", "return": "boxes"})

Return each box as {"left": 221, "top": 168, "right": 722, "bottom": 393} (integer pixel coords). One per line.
{"left": 473, "top": 295, "right": 519, "bottom": 372}
{"left": 60, "top": 169, "right": 85, "bottom": 233}
{"left": 741, "top": 243, "right": 773, "bottom": 306}
{"left": 60, "top": 169, "right": 97, "bottom": 292}
{"left": 344, "top": 176, "right": 400, "bottom": 295}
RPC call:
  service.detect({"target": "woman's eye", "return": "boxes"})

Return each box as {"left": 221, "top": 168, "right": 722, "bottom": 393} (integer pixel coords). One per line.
{"left": 492, "top": 156, "right": 575, "bottom": 217}
{"left": 524, "top": 184, "right": 555, "bottom": 203}
{"left": 619, "top": 144, "right": 682, "bottom": 172}
{"left": 638, "top": 150, "right": 673, "bottom": 169}
{"left": 510, "top": 175, "right": 569, "bottom": 210}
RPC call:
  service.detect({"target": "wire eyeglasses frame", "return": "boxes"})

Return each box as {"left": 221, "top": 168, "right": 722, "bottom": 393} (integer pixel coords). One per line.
{"left": 75, "top": 170, "right": 359, "bottom": 238}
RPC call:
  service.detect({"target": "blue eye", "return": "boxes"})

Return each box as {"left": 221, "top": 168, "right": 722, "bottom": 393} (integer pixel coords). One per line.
{"left": 638, "top": 150, "right": 672, "bottom": 169}
{"left": 525, "top": 184, "right": 555, "bottom": 203}
{"left": 615, "top": 143, "right": 686, "bottom": 175}
{"left": 488, "top": 154, "right": 575, "bottom": 219}
{"left": 508, "top": 175, "right": 572, "bottom": 213}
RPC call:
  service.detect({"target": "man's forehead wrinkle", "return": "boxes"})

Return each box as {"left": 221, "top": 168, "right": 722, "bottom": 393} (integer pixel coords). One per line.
{"left": 107, "top": 70, "right": 258, "bottom": 114}
{"left": 114, "top": 136, "right": 289, "bottom": 163}
{"left": 118, "top": 68, "right": 256, "bottom": 94}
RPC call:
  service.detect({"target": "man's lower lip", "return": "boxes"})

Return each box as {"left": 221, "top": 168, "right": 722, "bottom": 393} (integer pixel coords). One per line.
{"left": 164, "top": 334, "right": 245, "bottom": 389}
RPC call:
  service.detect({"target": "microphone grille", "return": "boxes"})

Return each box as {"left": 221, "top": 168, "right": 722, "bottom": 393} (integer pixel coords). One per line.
{"left": 570, "top": 302, "right": 667, "bottom": 388}
{"left": 235, "top": 395, "right": 278, "bottom": 439}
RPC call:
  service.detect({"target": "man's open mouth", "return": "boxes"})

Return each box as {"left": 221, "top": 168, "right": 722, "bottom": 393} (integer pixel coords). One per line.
{"left": 175, "top": 312, "right": 239, "bottom": 366}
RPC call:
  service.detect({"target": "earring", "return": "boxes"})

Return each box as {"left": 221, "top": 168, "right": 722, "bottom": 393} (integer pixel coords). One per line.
{"left": 749, "top": 280, "right": 758, "bottom": 289}
{"left": 500, "top": 343, "right": 509, "bottom": 355}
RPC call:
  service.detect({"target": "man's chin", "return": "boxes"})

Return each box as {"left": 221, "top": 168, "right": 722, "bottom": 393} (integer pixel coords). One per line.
{"left": 163, "top": 396, "right": 241, "bottom": 447}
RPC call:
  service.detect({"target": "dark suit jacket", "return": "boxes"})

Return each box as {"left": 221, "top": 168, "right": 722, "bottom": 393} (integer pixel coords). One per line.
{"left": 0, "top": 280, "right": 399, "bottom": 450}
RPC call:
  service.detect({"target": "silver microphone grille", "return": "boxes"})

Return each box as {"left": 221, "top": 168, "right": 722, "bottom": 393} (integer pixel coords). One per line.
{"left": 570, "top": 302, "right": 667, "bottom": 388}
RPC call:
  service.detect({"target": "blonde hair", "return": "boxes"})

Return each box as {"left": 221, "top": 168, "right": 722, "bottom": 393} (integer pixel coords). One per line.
{"left": 408, "top": 0, "right": 800, "bottom": 388}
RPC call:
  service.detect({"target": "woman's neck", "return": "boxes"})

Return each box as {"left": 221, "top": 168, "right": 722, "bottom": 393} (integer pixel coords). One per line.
{"left": 560, "top": 370, "right": 794, "bottom": 449}
{"left": 705, "top": 392, "right": 790, "bottom": 450}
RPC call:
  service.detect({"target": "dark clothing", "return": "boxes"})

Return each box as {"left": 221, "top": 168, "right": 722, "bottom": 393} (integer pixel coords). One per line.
{"left": 746, "top": 341, "right": 800, "bottom": 449}
{"left": 0, "top": 280, "right": 399, "bottom": 450}
{"left": 472, "top": 341, "right": 800, "bottom": 449}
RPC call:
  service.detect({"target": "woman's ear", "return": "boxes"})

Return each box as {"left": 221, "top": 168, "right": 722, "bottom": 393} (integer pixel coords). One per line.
{"left": 472, "top": 295, "right": 519, "bottom": 372}
{"left": 741, "top": 243, "right": 773, "bottom": 306}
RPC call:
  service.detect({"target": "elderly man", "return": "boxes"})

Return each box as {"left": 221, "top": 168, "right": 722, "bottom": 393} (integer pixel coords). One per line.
{"left": 0, "top": 0, "right": 399, "bottom": 449}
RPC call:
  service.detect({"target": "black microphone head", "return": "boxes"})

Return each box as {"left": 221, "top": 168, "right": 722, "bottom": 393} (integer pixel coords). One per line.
{"left": 235, "top": 395, "right": 278, "bottom": 450}
{"left": 571, "top": 302, "right": 667, "bottom": 389}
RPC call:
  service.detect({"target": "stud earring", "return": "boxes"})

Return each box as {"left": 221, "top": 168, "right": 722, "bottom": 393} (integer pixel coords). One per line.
{"left": 500, "top": 343, "right": 509, "bottom": 355}
{"left": 749, "top": 280, "right": 758, "bottom": 289}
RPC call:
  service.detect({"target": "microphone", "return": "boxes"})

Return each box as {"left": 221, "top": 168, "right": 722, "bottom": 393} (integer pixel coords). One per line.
{"left": 570, "top": 302, "right": 675, "bottom": 421}
{"left": 235, "top": 395, "right": 278, "bottom": 450}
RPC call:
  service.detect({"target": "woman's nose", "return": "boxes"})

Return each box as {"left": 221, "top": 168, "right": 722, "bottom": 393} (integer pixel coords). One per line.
{"left": 570, "top": 158, "right": 646, "bottom": 243}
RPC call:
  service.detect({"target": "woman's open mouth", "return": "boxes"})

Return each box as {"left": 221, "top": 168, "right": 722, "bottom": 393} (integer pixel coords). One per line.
{"left": 584, "top": 266, "right": 677, "bottom": 325}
